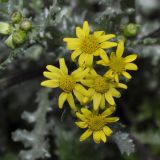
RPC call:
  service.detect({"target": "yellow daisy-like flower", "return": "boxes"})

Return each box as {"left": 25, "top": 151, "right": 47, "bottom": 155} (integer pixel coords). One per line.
{"left": 76, "top": 107, "right": 119, "bottom": 143}
{"left": 97, "top": 41, "right": 138, "bottom": 82}
{"left": 63, "top": 21, "right": 117, "bottom": 67}
{"left": 80, "top": 69, "right": 127, "bottom": 110}
{"left": 41, "top": 58, "right": 90, "bottom": 111}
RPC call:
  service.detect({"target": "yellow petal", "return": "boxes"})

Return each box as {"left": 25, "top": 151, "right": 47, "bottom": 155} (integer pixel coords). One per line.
{"left": 58, "top": 92, "right": 68, "bottom": 109}
{"left": 94, "top": 48, "right": 102, "bottom": 56}
{"left": 93, "top": 31, "right": 105, "bottom": 38}
{"left": 43, "top": 71, "right": 61, "bottom": 79}
{"left": 103, "top": 126, "right": 112, "bottom": 136}
{"left": 80, "top": 129, "right": 92, "bottom": 141}
{"left": 116, "top": 41, "right": 124, "bottom": 57}
{"left": 81, "top": 108, "right": 92, "bottom": 115}
{"left": 105, "top": 117, "right": 119, "bottom": 123}
{"left": 117, "top": 83, "right": 127, "bottom": 89}
{"left": 78, "top": 53, "right": 86, "bottom": 67}
{"left": 67, "top": 43, "right": 80, "bottom": 50}
{"left": 99, "top": 49, "right": 109, "bottom": 64}
{"left": 76, "top": 27, "right": 85, "bottom": 38}
{"left": 115, "top": 74, "right": 119, "bottom": 82}
{"left": 76, "top": 112, "right": 86, "bottom": 121}
{"left": 93, "top": 131, "right": 101, "bottom": 143}
{"left": 104, "top": 70, "right": 113, "bottom": 77}
{"left": 124, "top": 54, "right": 137, "bottom": 62}
{"left": 97, "top": 34, "right": 115, "bottom": 43}
{"left": 80, "top": 79, "right": 94, "bottom": 87}
{"left": 125, "top": 63, "right": 138, "bottom": 70}
{"left": 99, "top": 130, "right": 107, "bottom": 143}
{"left": 83, "top": 21, "right": 90, "bottom": 36}
{"left": 72, "top": 68, "right": 90, "bottom": 81}
{"left": 110, "top": 88, "right": 121, "bottom": 98}
{"left": 85, "top": 54, "right": 93, "bottom": 66}
{"left": 46, "top": 65, "right": 61, "bottom": 74}
{"left": 122, "top": 71, "right": 132, "bottom": 79}
{"left": 41, "top": 80, "right": 59, "bottom": 88}
{"left": 102, "top": 107, "right": 116, "bottom": 116}
{"left": 71, "top": 67, "right": 84, "bottom": 77}
{"left": 74, "top": 84, "right": 90, "bottom": 97}
{"left": 75, "top": 121, "right": 88, "bottom": 128}
{"left": 105, "top": 92, "right": 115, "bottom": 105}
{"left": 100, "top": 42, "right": 117, "bottom": 49}
{"left": 73, "top": 89, "right": 84, "bottom": 103}
{"left": 100, "top": 94, "right": 105, "bottom": 110}
{"left": 67, "top": 93, "right": 77, "bottom": 110}
{"left": 59, "top": 58, "right": 68, "bottom": 75}
{"left": 93, "top": 92, "right": 102, "bottom": 110}
{"left": 71, "top": 49, "right": 82, "bottom": 61}
{"left": 96, "top": 60, "right": 107, "bottom": 66}
{"left": 90, "top": 68, "right": 98, "bottom": 76}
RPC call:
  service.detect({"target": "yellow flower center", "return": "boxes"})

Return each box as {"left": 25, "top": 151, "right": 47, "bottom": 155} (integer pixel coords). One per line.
{"left": 94, "top": 76, "right": 111, "bottom": 93}
{"left": 81, "top": 35, "right": 99, "bottom": 54}
{"left": 87, "top": 115, "right": 106, "bottom": 131}
{"left": 109, "top": 57, "right": 126, "bottom": 73}
{"left": 59, "top": 75, "right": 76, "bottom": 92}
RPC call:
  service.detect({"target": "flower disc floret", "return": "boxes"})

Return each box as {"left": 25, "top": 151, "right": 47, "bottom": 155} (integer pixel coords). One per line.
{"left": 94, "top": 76, "right": 110, "bottom": 93}
{"left": 87, "top": 115, "right": 106, "bottom": 131}
{"left": 59, "top": 75, "right": 76, "bottom": 92}
{"left": 81, "top": 35, "right": 99, "bottom": 54}
{"left": 109, "top": 56, "right": 126, "bottom": 73}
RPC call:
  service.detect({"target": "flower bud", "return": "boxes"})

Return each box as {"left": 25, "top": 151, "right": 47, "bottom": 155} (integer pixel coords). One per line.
{"left": 4, "top": 35, "right": 15, "bottom": 49}
{"left": 11, "top": 11, "right": 22, "bottom": 23}
{"left": 117, "top": 35, "right": 126, "bottom": 43}
{"left": 123, "top": 23, "right": 139, "bottom": 38}
{"left": 0, "top": 22, "right": 12, "bottom": 35}
{"left": 12, "top": 30, "right": 27, "bottom": 45}
{"left": 20, "top": 19, "right": 32, "bottom": 31}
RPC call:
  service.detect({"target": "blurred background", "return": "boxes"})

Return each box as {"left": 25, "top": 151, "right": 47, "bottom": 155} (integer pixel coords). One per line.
{"left": 0, "top": 0, "right": 160, "bottom": 160}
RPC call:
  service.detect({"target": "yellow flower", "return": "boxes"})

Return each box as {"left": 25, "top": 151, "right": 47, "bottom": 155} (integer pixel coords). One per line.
{"left": 80, "top": 69, "right": 127, "bottom": 110}
{"left": 97, "top": 41, "right": 138, "bottom": 82}
{"left": 63, "top": 21, "right": 117, "bottom": 67}
{"left": 76, "top": 107, "right": 119, "bottom": 143}
{"left": 41, "top": 58, "right": 90, "bottom": 110}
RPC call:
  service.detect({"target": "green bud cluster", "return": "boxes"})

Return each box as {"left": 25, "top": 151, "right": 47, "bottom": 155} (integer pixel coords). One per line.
{"left": 0, "top": 11, "right": 32, "bottom": 48}
{"left": 123, "top": 23, "right": 139, "bottom": 38}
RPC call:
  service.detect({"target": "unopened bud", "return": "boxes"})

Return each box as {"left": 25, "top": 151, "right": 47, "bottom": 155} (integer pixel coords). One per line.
{"left": 123, "top": 23, "right": 139, "bottom": 38}
{"left": 0, "top": 22, "right": 12, "bottom": 35}
{"left": 11, "top": 11, "right": 22, "bottom": 23}
{"left": 20, "top": 19, "right": 32, "bottom": 31}
{"left": 117, "top": 35, "right": 126, "bottom": 43}
{"left": 4, "top": 35, "right": 15, "bottom": 49}
{"left": 12, "top": 30, "right": 27, "bottom": 45}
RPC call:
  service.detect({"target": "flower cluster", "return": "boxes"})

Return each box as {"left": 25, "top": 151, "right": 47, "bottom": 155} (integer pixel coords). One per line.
{"left": 0, "top": 11, "right": 32, "bottom": 48}
{"left": 41, "top": 21, "right": 138, "bottom": 143}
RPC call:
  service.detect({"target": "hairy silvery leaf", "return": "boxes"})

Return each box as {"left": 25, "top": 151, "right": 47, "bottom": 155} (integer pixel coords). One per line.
{"left": 112, "top": 131, "right": 135, "bottom": 155}
{"left": 12, "top": 89, "right": 52, "bottom": 160}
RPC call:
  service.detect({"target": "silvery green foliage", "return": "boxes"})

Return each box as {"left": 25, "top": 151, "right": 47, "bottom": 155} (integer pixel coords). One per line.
{"left": 112, "top": 131, "right": 135, "bottom": 155}
{"left": 134, "top": 131, "right": 160, "bottom": 146}
{"left": 12, "top": 89, "right": 52, "bottom": 160}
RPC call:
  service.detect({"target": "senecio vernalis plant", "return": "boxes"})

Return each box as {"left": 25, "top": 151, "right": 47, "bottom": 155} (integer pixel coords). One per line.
{"left": 41, "top": 21, "right": 138, "bottom": 144}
